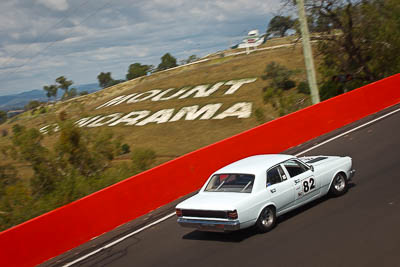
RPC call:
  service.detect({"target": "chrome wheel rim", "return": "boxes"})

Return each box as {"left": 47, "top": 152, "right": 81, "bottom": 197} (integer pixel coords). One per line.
{"left": 261, "top": 209, "right": 274, "bottom": 227}
{"left": 334, "top": 174, "right": 345, "bottom": 191}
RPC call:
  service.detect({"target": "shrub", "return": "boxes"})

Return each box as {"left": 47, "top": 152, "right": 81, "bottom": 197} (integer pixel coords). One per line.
{"left": 282, "top": 80, "right": 296, "bottom": 90}
{"left": 262, "top": 62, "right": 294, "bottom": 89}
{"left": 254, "top": 108, "right": 266, "bottom": 124}
{"left": 319, "top": 80, "right": 344, "bottom": 101}
{"left": 25, "top": 100, "right": 41, "bottom": 111}
{"left": 12, "top": 124, "right": 23, "bottom": 135}
{"left": 59, "top": 111, "right": 68, "bottom": 121}
{"left": 1, "top": 129, "right": 8, "bottom": 137}
{"left": 263, "top": 87, "right": 276, "bottom": 103}
{"left": 278, "top": 94, "right": 298, "bottom": 116}
{"left": 0, "top": 110, "right": 6, "bottom": 124}
{"left": 0, "top": 122, "right": 132, "bottom": 231}
{"left": 297, "top": 81, "right": 310, "bottom": 94}
{"left": 121, "top": 144, "right": 130, "bottom": 154}
{"left": 131, "top": 148, "right": 156, "bottom": 173}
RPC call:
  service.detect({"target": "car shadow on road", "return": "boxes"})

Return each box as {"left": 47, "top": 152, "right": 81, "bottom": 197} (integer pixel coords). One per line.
{"left": 182, "top": 227, "right": 256, "bottom": 243}
{"left": 277, "top": 182, "right": 356, "bottom": 224}
{"left": 182, "top": 182, "right": 356, "bottom": 243}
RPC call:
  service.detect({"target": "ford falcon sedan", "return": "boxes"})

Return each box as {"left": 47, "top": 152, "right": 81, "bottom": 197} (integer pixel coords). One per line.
{"left": 176, "top": 154, "right": 355, "bottom": 233}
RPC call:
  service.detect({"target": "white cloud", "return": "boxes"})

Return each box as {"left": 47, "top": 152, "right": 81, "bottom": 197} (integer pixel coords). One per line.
{"left": 36, "top": 0, "right": 69, "bottom": 11}
{"left": 0, "top": 0, "right": 283, "bottom": 96}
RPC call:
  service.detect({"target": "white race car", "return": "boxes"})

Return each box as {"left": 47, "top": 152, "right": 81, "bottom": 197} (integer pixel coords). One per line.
{"left": 176, "top": 154, "right": 355, "bottom": 232}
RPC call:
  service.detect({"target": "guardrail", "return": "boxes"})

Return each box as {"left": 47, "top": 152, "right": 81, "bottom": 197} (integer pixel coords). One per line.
{"left": 1, "top": 73, "right": 399, "bottom": 267}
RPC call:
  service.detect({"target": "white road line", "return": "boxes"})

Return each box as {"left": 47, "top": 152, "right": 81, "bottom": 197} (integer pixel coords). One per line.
{"left": 63, "top": 105, "right": 400, "bottom": 266}
{"left": 295, "top": 106, "right": 400, "bottom": 156}
{"left": 63, "top": 213, "right": 176, "bottom": 267}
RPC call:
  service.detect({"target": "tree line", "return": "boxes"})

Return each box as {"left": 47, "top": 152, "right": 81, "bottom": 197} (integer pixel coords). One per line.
{"left": 39, "top": 52, "right": 195, "bottom": 104}
{"left": 96, "top": 52, "right": 192, "bottom": 89}
{"left": 0, "top": 115, "right": 157, "bottom": 231}
{"left": 266, "top": 0, "right": 400, "bottom": 99}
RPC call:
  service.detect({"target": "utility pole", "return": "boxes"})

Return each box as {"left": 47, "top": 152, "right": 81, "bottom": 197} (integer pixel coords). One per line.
{"left": 296, "top": 0, "right": 320, "bottom": 104}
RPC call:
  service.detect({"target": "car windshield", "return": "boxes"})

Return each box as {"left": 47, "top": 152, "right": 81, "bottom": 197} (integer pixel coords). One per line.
{"left": 204, "top": 173, "right": 255, "bottom": 193}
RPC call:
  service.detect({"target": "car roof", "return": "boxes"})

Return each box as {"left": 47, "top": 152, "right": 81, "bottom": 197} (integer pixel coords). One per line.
{"left": 214, "top": 154, "right": 294, "bottom": 175}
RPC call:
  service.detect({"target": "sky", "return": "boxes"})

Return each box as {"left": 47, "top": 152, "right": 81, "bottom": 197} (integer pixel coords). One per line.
{"left": 0, "top": 0, "right": 282, "bottom": 96}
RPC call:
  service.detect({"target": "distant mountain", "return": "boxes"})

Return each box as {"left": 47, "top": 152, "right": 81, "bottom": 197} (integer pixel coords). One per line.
{"left": 0, "top": 83, "right": 100, "bottom": 111}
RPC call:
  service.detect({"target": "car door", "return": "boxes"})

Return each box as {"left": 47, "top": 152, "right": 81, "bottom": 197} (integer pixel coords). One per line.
{"left": 266, "top": 165, "right": 296, "bottom": 214}
{"left": 281, "top": 159, "right": 321, "bottom": 206}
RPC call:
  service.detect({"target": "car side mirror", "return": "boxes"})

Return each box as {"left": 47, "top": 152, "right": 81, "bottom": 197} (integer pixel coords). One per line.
{"left": 310, "top": 165, "right": 314, "bottom": 172}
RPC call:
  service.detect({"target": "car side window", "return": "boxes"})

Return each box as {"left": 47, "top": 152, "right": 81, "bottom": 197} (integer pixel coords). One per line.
{"left": 267, "top": 165, "right": 285, "bottom": 186}
{"left": 282, "top": 159, "right": 308, "bottom": 178}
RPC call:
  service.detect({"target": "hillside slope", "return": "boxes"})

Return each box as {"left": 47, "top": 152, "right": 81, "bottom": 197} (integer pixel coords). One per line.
{"left": 1, "top": 37, "right": 313, "bottom": 171}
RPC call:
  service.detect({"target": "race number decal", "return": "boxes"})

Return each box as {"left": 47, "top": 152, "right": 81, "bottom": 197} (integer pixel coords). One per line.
{"left": 302, "top": 177, "right": 316, "bottom": 194}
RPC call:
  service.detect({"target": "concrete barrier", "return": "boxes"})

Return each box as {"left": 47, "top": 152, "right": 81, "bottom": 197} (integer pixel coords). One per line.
{"left": 1, "top": 73, "right": 399, "bottom": 267}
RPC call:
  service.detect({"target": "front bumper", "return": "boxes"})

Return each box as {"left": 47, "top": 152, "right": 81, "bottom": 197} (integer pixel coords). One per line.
{"left": 177, "top": 218, "right": 240, "bottom": 232}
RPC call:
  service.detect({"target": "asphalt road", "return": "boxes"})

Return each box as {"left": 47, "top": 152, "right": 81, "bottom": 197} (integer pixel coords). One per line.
{"left": 50, "top": 105, "right": 400, "bottom": 267}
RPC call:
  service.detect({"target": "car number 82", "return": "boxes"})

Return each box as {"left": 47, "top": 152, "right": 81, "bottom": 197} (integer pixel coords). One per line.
{"left": 302, "top": 177, "right": 316, "bottom": 194}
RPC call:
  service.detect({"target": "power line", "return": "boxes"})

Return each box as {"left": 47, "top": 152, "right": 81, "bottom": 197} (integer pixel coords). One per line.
{"left": 0, "top": 1, "right": 112, "bottom": 79}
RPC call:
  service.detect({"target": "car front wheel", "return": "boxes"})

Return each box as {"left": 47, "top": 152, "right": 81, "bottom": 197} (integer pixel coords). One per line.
{"left": 329, "top": 172, "right": 348, "bottom": 196}
{"left": 255, "top": 206, "right": 276, "bottom": 233}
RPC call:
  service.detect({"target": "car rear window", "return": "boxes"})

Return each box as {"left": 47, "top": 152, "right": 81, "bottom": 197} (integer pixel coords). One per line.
{"left": 205, "top": 173, "right": 255, "bottom": 193}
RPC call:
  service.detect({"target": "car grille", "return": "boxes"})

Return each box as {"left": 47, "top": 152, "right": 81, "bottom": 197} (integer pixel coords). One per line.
{"left": 181, "top": 209, "right": 228, "bottom": 219}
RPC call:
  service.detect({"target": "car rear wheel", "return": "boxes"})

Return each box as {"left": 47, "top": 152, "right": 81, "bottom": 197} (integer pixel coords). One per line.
{"left": 255, "top": 206, "right": 276, "bottom": 233}
{"left": 329, "top": 172, "right": 348, "bottom": 196}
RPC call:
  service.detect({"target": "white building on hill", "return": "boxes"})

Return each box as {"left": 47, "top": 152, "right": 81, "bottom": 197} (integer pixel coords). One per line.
{"left": 232, "top": 30, "right": 267, "bottom": 49}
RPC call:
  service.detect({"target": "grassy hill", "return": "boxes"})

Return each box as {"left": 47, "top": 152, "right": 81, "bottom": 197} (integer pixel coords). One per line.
{"left": 0, "top": 37, "right": 316, "bottom": 174}
{"left": 0, "top": 36, "right": 320, "bottom": 230}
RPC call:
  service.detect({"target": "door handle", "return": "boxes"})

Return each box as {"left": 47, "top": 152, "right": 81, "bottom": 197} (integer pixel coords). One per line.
{"left": 270, "top": 188, "right": 276, "bottom": 193}
{"left": 295, "top": 179, "right": 300, "bottom": 183}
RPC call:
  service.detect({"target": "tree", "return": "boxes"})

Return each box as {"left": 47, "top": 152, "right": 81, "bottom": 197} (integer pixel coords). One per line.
{"left": 285, "top": 0, "right": 400, "bottom": 92}
{"left": 1, "top": 121, "right": 126, "bottom": 230}
{"left": 11, "top": 125, "right": 59, "bottom": 195}
{"left": 267, "top": 15, "right": 295, "bottom": 37}
{"left": 68, "top": 88, "right": 78, "bottom": 99}
{"left": 262, "top": 62, "right": 295, "bottom": 89}
{"left": 126, "top": 63, "right": 152, "bottom": 80}
{"left": 0, "top": 182, "right": 34, "bottom": 230}
{"left": 297, "top": 81, "right": 310, "bottom": 94}
{"left": 24, "top": 100, "right": 41, "bottom": 111}
{"left": 43, "top": 85, "right": 58, "bottom": 102}
{"left": 180, "top": 55, "right": 199, "bottom": 65}
{"left": 10, "top": 121, "right": 120, "bottom": 196}
{"left": 97, "top": 72, "right": 116, "bottom": 89}
{"left": 79, "top": 91, "right": 89, "bottom": 96}
{"left": 156, "top": 53, "right": 178, "bottom": 71}
{"left": 55, "top": 122, "right": 118, "bottom": 177}
{"left": 0, "top": 110, "right": 6, "bottom": 124}
{"left": 55, "top": 76, "right": 73, "bottom": 100}
{"left": 292, "top": 8, "right": 335, "bottom": 35}
{"left": 0, "top": 165, "right": 18, "bottom": 196}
